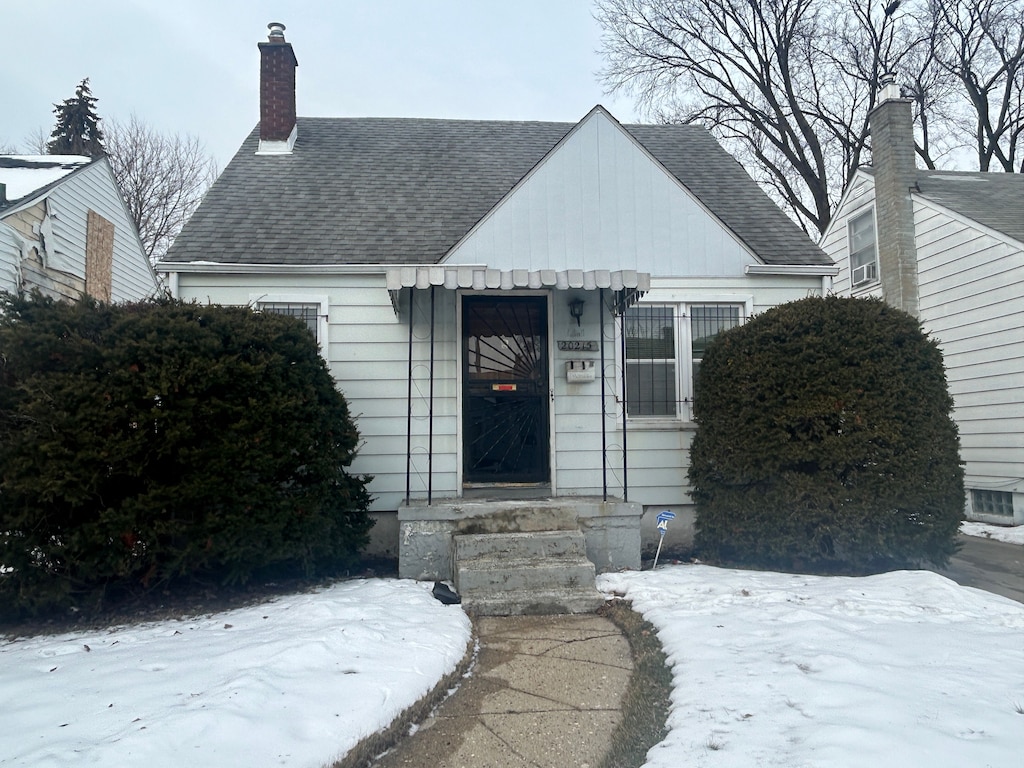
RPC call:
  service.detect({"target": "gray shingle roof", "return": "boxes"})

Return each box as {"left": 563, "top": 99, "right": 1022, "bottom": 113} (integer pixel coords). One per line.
{"left": 164, "top": 115, "right": 829, "bottom": 266}
{"left": 914, "top": 170, "right": 1024, "bottom": 246}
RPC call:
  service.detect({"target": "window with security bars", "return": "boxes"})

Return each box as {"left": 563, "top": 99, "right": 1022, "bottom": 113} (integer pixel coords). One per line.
{"left": 258, "top": 302, "right": 321, "bottom": 342}
{"left": 971, "top": 489, "right": 1014, "bottom": 518}
{"left": 625, "top": 305, "right": 676, "bottom": 416}
{"left": 690, "top": 305, "right": 741, "bottom": 387}
{"left": 624, "top": 303, "right": 743, "bottom": 418}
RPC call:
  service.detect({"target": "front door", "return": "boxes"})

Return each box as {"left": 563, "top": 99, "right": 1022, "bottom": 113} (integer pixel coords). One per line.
{"left": 463, "top": 295, "right": 550, "bottom": 484}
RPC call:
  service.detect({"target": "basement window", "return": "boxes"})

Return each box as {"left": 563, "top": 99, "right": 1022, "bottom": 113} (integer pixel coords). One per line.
{"left": 971, "top": 490, "right": 1014, "bottom": 518}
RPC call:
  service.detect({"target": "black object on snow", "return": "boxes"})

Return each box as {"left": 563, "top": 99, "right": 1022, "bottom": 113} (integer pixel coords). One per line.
{"left": 432, "top": 581, "right": 461, "bottom": 605}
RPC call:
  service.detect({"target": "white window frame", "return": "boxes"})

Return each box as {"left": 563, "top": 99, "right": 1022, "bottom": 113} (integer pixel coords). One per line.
{"left": 250, "top": 293, "right": 329, "bottom": 352}
{"left": 848, "top": 208, "right": 878, "bottom": 288}
{"left": 623, "top": 304, "right": 678, "bottom": 418}
{"left": 619, "top": 294, "right": 751, "bottom": 424}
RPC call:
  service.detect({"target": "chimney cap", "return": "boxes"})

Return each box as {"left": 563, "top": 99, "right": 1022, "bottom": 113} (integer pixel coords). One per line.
{"left": 878, "top": 72, "right": 902, "bottom": 102}
{"left": 267, "top": 22, "right": 286, "bottom": 42}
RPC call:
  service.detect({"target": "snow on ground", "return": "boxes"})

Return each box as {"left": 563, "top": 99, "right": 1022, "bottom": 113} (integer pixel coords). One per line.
{"left": 0, "top": 579, "right": 471, "bottom": 768}
{"left": 2, "top": 568, "right": 1022, "bottom": 768}
{"left": 961, "top": 521, "right": 1024, "bottom": 546}
{"left": 598, "top": 566, "right": 1024, "bottom": 768}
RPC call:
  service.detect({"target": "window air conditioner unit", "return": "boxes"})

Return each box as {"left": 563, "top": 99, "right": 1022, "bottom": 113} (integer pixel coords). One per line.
{"left": 852, "top": 262, "right": 877, "bottom": 285}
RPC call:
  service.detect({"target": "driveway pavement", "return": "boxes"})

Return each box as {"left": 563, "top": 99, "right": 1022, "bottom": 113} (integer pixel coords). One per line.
{"left": 931, "top": 533, "right": 1024, "bottom": 604}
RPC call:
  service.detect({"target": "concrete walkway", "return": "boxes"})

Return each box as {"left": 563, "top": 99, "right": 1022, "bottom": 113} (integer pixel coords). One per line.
{"left": 366, "top": 533, "right": 1022, "bottom": 768}
{"left": 371, "top": 614, "right": 631, "bottom": 768}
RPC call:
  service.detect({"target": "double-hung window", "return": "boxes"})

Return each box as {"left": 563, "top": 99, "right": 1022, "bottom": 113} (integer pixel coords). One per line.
{"left": 624, "top": 302, "right": 743, "bottom": 420}
{"left": 690, "top": 305, "right": 742, "bottom": 387}
{"left": 848, "top": 209, "right": 878, "bottom": 286}
{"left": 624, "top": 306, "right": 677, "bottom": 416}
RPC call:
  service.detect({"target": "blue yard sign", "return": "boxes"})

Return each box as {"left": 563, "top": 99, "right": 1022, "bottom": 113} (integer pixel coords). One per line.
{"left": 653, "top": 510, "right": 676, "bottom": 569}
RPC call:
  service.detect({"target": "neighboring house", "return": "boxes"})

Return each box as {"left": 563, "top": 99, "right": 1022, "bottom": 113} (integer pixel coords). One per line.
{"left": 158, "top": 25, "right": 836, "bottom": 566}
{"left": 821, "top": 77, "right": 1024, "bottom": 526}
{"left": 0, "top": 155, "right": 159, "bottom": 302}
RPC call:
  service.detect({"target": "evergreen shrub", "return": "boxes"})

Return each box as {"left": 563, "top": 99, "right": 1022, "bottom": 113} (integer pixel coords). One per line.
{"left": 688, "top": 295, "right": 963, "bottom": 572}
{"left": 0, "top": 293, "right": 372, "bottom": 616}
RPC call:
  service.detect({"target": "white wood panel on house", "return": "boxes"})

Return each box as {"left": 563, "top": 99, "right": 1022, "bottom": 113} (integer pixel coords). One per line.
{"left": 822, "top": 174, "right": 1024, "bottom": 503}
{"left": 952, "top": 387, "right": 1022, "bottom": 409}
{"left": 173, "top": 268, "right": 828, "bottom": 511}
{"left": 0, "top": 223, "right": 21, "bottom": 294}
{"left": 942, "top": 346, "right": 1024, "bottom": 374}
{"left": 444, "top": 110, "right": 757, "bottom": 276}
{"left": 552, "top": 272, "right": 823, "bottom": 505}
{"left": 171, "top": 270, "right": 458, "bottom": 512}
{"left": 43, "top": 161, "right": 158, "bottom": 301}
{"left": 955, "top": 414, "right": 1024, "bottom": 445}
{"left": 820, "top": 175, "right": 878, "bottom": 297}
{"left": 913, "top": 198, "right": 1024, "bottom": 497}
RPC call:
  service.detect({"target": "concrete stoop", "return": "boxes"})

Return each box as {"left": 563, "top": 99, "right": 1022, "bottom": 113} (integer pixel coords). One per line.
{"left": 454, "top": 530, "right": 605, "bottom": 616}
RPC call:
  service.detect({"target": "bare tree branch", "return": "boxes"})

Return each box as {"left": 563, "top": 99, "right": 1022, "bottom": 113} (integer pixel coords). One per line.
{"left": 929, "top": 0, "right": 1024, "bottom": 171}
{"left": 103, "top": 115, "right": 218, "bottom": 263}
{"left": 22, "top": 127, "right": 51, "bottom": 156}
{"left": 596, "top": 0, "right": 1021, "bottom": 233}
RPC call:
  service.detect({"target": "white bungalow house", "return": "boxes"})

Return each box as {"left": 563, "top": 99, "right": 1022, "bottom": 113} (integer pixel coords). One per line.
{"left": 158, "top": 25, "right": 836, "bottom": 599}
{"left": 0, "top": 155, "right": 159, "bottom": 302}
{"left": 820, "top": 77, "right": 1024, "bottom": 527}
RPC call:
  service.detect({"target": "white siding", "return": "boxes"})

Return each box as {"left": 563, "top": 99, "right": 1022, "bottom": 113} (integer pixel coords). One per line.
{"left": 0, "top": 160, "right": 158, "bottom": 302}
{"left": 914, "top": 201, "right": 1024, "bottom": 493}
{"left": 445, "top": 110, "right": 758, "bottom": 276}
{"left": 45, "top": 161, "right": 159, "bottom": 301}
{"left": 0, "top": 222, "right": 20, "bottom": 294}
{"left": 173, "top": 271, "right": 459, "bottom": 513}
{"left": 554, "top": 274, "right": 826, "bottom": 507}
{"left": 819, "top": 175, "right": 884, "bottom": 299}
{"left": 823, "top": 176, "right": 1024, "bottom": 497}
{"left": 172, "top": 270, "right": 824, "bottom": 512}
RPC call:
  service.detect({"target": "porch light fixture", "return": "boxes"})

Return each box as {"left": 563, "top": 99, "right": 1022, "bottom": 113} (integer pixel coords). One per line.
{"left": 568, "top": 297, "right": 585, "bottom": 326}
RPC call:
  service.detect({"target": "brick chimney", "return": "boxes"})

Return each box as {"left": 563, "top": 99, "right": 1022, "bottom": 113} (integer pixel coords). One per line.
{"left": 868, "top": 73, "right": 919, "bottom": 317}
{"left": 258, "top": 22, "right": 298, "bottom": 154}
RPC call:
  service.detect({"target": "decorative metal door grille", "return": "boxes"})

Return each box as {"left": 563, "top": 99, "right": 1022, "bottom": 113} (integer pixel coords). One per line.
{"left": 463, "top": 296, "right": 549, "bottom": 483}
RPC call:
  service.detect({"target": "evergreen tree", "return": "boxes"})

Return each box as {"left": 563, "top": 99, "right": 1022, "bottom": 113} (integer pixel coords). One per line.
{"left": 47, "top": 78, "right": 105, "bottom": 157}
{"left": 689, "top": 296, "right": 964, "bottom": 573}
{"left": 0, "top": 293, "right": 373, "bottom": 616}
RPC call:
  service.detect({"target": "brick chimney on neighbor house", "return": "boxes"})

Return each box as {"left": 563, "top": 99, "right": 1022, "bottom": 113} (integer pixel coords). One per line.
{"left": 258, "top": 22, "right": 298, "bottom": 154}
{"left": 868, "top": 73, "right": 920, "bottom": 317}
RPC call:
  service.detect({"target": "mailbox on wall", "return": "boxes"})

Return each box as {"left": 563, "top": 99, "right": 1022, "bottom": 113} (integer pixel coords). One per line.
{"left": 565, "top": 360, "right": 596, "bottom": 382}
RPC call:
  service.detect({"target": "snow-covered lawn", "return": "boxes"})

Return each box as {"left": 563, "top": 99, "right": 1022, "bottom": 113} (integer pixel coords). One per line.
{"left": 1, "top": 580, "right": 471, "bottom": 768}
{"left": 3, "top": 564, "right": 1022, "bottom": 768}
{"left": 599, "top": 566, "right": 1024, "bottom": 768}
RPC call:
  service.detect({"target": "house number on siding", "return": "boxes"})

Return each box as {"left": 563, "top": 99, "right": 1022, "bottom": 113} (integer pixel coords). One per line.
{"left": 557, "top": 340, "right": 598, "bottom": 351}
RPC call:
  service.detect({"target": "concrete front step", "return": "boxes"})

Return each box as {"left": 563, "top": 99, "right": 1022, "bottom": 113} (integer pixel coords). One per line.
{"left": 454, "top": 530, "right": 603, "bottom": 616}
{"left": 456, "top": 555, "right": 598, "bottom": 593}
{"left": 455, "top": 530, "right": 589, "bottom": 560}
{"left": 398, "top": 497, "right": 643, "bottom": 581}
{"left": 461, "top": 588, "right": 606, "bottom": 617}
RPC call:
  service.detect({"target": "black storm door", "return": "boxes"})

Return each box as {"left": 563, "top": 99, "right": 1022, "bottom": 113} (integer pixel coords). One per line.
{"left": 463, "top": 296, "right": 549, "bottom": 483}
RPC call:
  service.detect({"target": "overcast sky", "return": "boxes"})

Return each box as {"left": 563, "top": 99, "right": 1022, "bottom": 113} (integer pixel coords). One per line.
{"left": 5, "top": 1, "right": 641, "bottom": 169}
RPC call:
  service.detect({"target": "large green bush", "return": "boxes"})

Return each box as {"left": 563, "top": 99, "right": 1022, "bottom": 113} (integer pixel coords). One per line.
{"left": 689, "top": 295, "right": 963, "bottom": 572}
{"left": 0, "top": 293, "right": 372, "bottom": 616}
